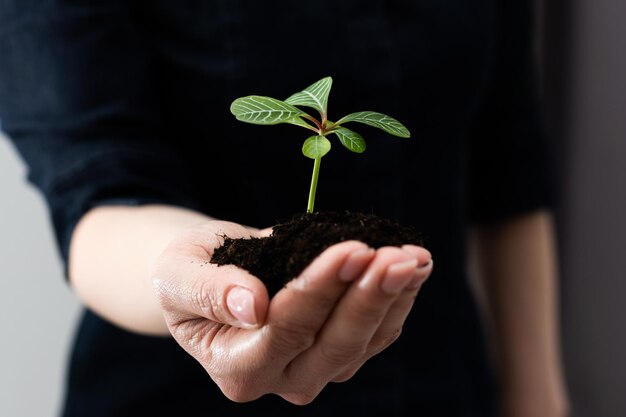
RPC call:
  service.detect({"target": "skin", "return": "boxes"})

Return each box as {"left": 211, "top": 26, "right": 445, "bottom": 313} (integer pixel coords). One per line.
{"left": 69, "top": 204, "right": 568, "bottom": 413}
{"left": 469, "top": 210, "right": 570, "bottom": 417}
{"left": 69, "top": 204, "right": 433, "bottom": 404}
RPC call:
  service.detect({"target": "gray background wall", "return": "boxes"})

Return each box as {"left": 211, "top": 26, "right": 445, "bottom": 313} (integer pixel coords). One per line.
{"left": 0, "top": 136, "right": 80, "bottom": 416}
{"left": 1, "top": 1, "right": 625, "bottom": 416}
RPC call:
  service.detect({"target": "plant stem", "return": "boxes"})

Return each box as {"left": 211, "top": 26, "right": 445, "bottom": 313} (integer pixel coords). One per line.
{"left": 307, "top": 157, "right": 321, "bottom": 213}
{"left": 301, "top": 113, "right": 322, "bottom": 131}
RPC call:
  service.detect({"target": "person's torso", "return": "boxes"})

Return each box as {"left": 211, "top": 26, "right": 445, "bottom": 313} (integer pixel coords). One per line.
{"left": 66, "top": 2, "right": 498, "bottom": 415}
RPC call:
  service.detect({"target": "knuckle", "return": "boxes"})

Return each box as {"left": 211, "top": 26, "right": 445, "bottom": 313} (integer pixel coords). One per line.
{"left": 191, "top": 280, "right": 221, "bottom": 318}
{"left": 268, "top": 324, "right": 316, "bottom": 354}
{"left": 285, "top": 274, "right": 338, "bottom": 312}
{"left": 384, "top": 326, "right": 403, "bottom": 346}
{"left": 291, "top": 392, "right": 317, "bottom": 406}
{"left": 319, "top": 341, "right": 367, "bottom": 367}
{"left": 332, "top": 366, "right": 360, "bottom": 383}
{"left": 177, "top": 320, "right": 221, "bottom": 358}
{"left": 371, "top": 327, "right": 403, "bottom": 355}
{"left": 218, "top": 380, "right": 262, "bottom": 403}
{"left": 152, "top": 277, "right": 173, "bottom": 309}
{"left": 282, "top": 389, "right": 321, "bottom": 406}
{"left": 345, "top": 300, "right": 384, "bottom": 327}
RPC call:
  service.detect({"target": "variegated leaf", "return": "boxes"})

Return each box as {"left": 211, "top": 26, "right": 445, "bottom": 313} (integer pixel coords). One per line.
{"left": 302, "top": 135, "right": 331, "bottom": 159}
{"left": 230, "top": 96, "right": 305, "bottom": 125}
{"left": 335, "top": 111, "right": 411, "bottom": 138}
{"left": 285, "top": 77, "right": 333, "bottom": 116}
{"left": 330, "top": 127, "right": 366, "bottom": 153}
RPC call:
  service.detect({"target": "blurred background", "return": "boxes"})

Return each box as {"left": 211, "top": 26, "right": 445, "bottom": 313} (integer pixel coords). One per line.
{"left": 542, "top": 1, "right": 626, "bottom": 417}
{"left": 0, "top": 1, "right": 624, "bottom": 416}
{"left": 0, "top": 137, "right": 80, "bottom": 415}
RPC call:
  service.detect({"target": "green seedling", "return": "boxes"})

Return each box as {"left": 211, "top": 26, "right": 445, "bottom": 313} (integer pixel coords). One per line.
{"left": 230, "top": 76, "right": 411, "bottom": 213}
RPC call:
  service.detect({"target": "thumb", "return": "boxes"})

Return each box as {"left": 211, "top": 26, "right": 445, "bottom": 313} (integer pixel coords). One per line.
{"left": 153, "top": 264, "right": 269, "bottom": 329}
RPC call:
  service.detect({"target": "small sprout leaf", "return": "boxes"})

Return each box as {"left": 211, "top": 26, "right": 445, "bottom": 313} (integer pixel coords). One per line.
{"left": 285, "top": 77, "right": 333, "bottom": 116}
{"left": 230, "top": 96, "right": 305, "bottom": 125}
{"left": 288, "top": 116, "right": 319, "bottom": 131}
{"left": 302, "top": 135, "right": 331, "bottom": 159}
{"left": 335, "top": 111, "right": 411, "bottom": 138}
{"left": 230, "top": 78, "right": 412, "bottom": 213}
{"left": 330, "top": 127, "right": 366, "bottom": 153}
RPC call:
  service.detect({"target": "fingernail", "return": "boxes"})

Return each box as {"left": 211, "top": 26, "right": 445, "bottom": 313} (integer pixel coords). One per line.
{"left": 339, "top": 248, "right": 375, "bottom": 282}
{"left": 381, "top": 259, "right": 419, "bottom": 295}
{"left": 227, "top": 286, "right": 257, "bottom": 326}
{"left": 407, "top": 259, "right": 433, "bottom": 290}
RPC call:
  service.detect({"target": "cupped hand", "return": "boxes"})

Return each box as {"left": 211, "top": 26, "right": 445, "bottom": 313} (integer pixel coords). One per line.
{"left": 152, "top": 220, "right": 433, "bottom": 405}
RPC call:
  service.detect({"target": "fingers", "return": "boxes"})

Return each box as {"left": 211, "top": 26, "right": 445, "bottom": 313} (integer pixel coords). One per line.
{"left": 365, "top": 257, "right": 433, "bottom": 356}
{"left": 332, "top": 255, "right": 433, "bottom": 382}
{"left": 257, "top": 227, "right": 274, "bottom": 237}
{"left": 285, "top": 245, "right": 432, "bottom": 388}
{"left": 264, "top": 241, "right": 374, "bottom": 358}
{"left": 153, "top": 261, "right": 269, "bottom": 330}
{"left": 154, "top": 227, "right": 434, "bottom": 406}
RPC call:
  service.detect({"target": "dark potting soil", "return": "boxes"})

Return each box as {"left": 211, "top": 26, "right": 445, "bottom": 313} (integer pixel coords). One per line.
{"left": 210, "top": 211, "right": 422, "bottom": 296}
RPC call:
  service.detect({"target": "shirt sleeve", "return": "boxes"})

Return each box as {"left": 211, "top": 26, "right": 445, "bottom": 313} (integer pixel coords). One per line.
{"left": 468, "top": 0, "right": 556, "bottom": 225}
{"left": 0, "top": 2, "right": 201, "bottom": 268}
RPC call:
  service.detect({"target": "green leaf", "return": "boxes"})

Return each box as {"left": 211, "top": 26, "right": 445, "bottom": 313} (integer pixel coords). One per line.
{"left": 288, "top": 116, "right": 319, "bottom": 131}
{"left": 335, "top": 111, "right": 411, "bottom": 138}
{"left": 230, "top": 96, "right": 305, "bottom": 125}
{"left": 329, "top": 127, "right": 366, "bottom": 153}
{"left": 302, "top": 135, "right": 331, "bottom": 159}
{"left": 285, "top": 77, "right": 333, "bottom": 116}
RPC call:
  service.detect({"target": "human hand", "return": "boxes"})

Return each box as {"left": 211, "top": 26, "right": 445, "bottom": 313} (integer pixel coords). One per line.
{"left": 152, "top": 220, "right": 432, "bottom": 404}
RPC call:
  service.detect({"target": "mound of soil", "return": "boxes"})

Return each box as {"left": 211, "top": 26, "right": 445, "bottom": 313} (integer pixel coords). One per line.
{"left": 210, "top": 211, "right": 422, "bottom": 296}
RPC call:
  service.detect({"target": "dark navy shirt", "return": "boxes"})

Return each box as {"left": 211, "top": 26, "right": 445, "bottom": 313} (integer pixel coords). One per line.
{"left": 0, "top": 1, "right": 552, "bottom": 416}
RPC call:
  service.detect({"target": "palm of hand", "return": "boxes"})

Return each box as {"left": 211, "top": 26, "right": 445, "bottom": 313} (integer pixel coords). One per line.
{"left": 153, "top": 221, "right": 432, "bottom": 404}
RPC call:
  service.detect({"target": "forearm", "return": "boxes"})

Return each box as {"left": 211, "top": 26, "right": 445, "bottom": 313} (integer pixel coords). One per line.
{"left": 469, "top": 210, "right": 569, "bottom": 416}
{"left": 68, "top": 205, "right": 214, "bottom": 336}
